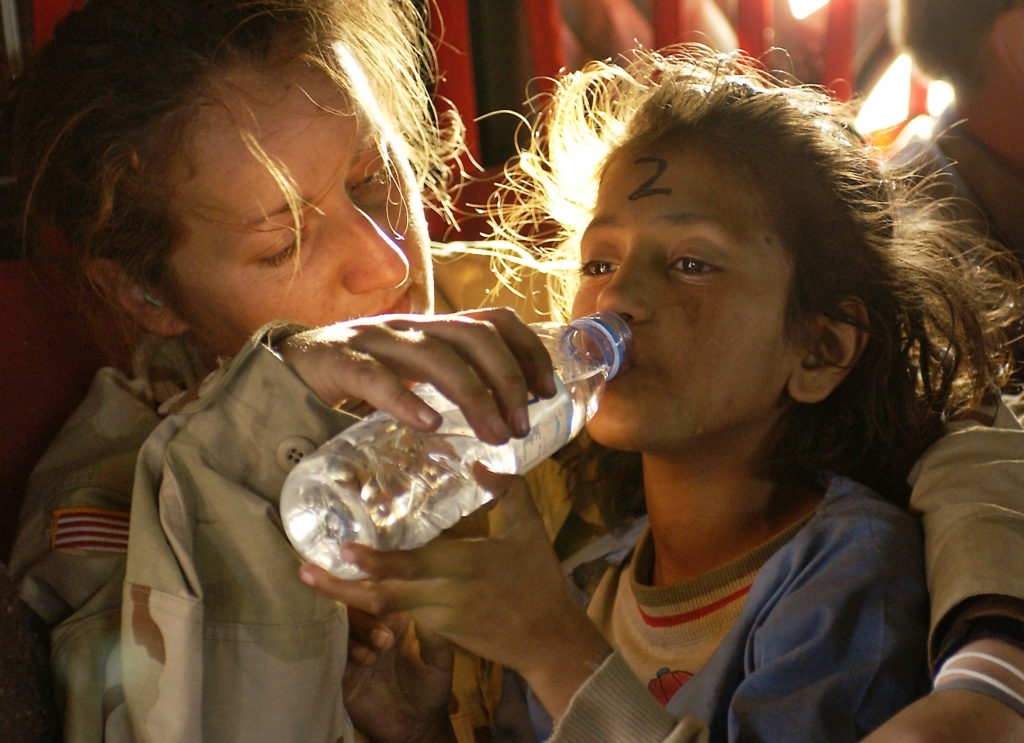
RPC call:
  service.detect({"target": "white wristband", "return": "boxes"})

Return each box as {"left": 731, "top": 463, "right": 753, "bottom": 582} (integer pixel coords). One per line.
{"left": 933, "top": 648, "right": 1024, "bottom": 718}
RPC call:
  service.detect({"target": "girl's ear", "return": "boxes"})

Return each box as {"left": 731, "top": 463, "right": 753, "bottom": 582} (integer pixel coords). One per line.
{"left": 85, "top": 257, "right": 190, "bottom": 337}
{"left": 787, "top": 300, "right": 868, "bottom": 404}
{"left": 991, "top": 6, "right": 1024, "bottom": 90}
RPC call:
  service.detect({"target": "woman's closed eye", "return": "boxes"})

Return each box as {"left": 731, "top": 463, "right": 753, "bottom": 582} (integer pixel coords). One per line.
{"left": 352, "top": 165, "right": 388, "bottom": 193}
{"left": 259, "top": 238, "right": 299, "bottom": 267}
{"left": 348, "top": 153, "right": 393, "bottom": 208}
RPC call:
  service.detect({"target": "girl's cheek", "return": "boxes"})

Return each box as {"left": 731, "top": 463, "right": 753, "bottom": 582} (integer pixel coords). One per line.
{"left": 572, "top": 286, "right": 598, "bottom": 315}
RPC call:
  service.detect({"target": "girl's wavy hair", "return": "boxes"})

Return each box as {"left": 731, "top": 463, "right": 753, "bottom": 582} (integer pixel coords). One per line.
{"left": 12, "top": 0, "right": 460, "bottom": 351}
{"left": 490, "top": 45, "right": 1020, "bottom": 519}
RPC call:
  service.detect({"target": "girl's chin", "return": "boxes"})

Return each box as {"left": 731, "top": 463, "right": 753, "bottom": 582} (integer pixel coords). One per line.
{"left": 585, "top": 420, "right": 644, "bottom": 453}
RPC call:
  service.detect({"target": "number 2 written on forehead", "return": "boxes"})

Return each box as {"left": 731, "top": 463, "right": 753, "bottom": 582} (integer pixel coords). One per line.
{"left": 628, "top": 157, "right": 672, "bottom": 201}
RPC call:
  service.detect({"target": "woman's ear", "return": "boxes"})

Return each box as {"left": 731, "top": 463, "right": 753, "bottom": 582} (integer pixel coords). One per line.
{"left": 85, "top": 257, "right": 190, "bottom": 337}
{"left": 787, "top": 300, "right": 868, "bottom": 404}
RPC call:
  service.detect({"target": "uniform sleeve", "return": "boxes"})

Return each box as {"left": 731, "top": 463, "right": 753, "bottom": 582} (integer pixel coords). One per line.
{"left": 909, "top": 394, "right": 1024, "bottom": 662}
{"left": 121, "top": 324, "right": 359, "bottom": 743}
{"left": 8, "top": 365, "right": 160, "bottom": 743}
{"left": 10, "top": 366, "right": 157, "bottom": 626}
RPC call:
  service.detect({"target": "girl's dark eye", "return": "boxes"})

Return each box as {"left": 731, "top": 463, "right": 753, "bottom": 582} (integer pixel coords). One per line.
{"left": 581, "top": 260, "right": 616, "bottom": 276}
{"left": 677, "top": 257, "right": 714, "bottom": 274}
{"left": 260, "top": 240, "right": 298, "bottom": 267}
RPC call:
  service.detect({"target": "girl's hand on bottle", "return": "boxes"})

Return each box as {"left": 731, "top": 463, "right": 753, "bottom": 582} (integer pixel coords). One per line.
{"left": 299, "top": 465, "right": 612, "bottom": 720}
{"left": 278, "top": 308, "right": 556, "bottom": 445}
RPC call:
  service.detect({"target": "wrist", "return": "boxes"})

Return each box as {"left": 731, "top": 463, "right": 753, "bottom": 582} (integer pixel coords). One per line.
{"left": 520, "top": 615, "right": 612, "bottom": 720}
{"left": 933, "top": 637, "right": 1024, "bottom": 719}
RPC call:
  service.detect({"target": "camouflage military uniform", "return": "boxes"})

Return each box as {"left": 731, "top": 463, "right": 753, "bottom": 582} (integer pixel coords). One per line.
{"left": 9, "top": 252, "right": 550, "bottom": 742}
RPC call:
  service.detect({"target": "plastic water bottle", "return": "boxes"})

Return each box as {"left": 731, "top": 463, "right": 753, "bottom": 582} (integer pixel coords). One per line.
{"left": 280, "top": 311, "right": 631, "bottom": 579}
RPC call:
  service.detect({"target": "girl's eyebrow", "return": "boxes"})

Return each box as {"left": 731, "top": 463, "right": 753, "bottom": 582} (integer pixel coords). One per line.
{"left": 586, "top": 211, "right": 717, "bottom": 232}
{"left": 660, "top": 212, "right": 715, "bottom": 227}
{"left": 583, "top": 212, "right": 738, "bottom": 262}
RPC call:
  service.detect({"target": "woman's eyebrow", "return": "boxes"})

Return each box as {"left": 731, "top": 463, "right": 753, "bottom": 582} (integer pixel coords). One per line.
{"left": 244, "top": 158, "right": 366, "bottom": 230}
{"left": 245, "top": 202, "right": 296, "bottom": 229}
{"left": 243, "top": 137, "right": 378, "bottom": 230}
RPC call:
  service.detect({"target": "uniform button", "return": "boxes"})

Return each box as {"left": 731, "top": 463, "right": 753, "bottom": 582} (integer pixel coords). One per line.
{"left": 276, "top": 436, "right": 316, "bottom": 472}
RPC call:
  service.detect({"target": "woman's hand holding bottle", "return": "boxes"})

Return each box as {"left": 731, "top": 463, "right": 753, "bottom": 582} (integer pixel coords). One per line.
{"left": 277, "top": 308, "right": 557, "bottom": 444}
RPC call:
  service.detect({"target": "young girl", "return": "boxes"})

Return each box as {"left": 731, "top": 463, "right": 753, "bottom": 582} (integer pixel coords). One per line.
{"left": 306, "top": 45, "right": 1023, "bottom": 741}
{"left": 7, "top": 1, "right": 555, "bottom": 741}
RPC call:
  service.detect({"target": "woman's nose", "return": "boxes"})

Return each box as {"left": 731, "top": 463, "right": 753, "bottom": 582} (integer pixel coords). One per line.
{"left": 340, "top": 206, "right": 411, "bottom": 293}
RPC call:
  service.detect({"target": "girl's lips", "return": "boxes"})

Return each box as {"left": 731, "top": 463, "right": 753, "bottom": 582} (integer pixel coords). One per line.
{"left": 610, "top": 360, "right": 634, "bottom": 380}
{"left": 617, "top": 342, "right": 638, "bottom": 374}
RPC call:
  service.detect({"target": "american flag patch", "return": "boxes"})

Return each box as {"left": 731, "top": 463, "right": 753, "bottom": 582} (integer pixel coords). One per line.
{"left": 51, "top": 507, "right": 130, "bottom": 553}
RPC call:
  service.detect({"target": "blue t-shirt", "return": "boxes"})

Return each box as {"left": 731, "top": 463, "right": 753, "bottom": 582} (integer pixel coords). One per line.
{"left": 666, "top": 476, "right": 929, "bottom": 741}
{"left": 534, "top": 475, "right": 929, "bottom": 742}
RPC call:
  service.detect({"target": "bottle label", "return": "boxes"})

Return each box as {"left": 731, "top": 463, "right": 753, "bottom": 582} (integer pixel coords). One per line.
{"left": 511, "top": 375, "right": 575, "bottom": 471}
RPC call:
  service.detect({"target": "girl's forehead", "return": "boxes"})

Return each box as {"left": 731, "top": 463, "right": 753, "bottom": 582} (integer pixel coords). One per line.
{"left": 600, "top": 142, "right": 751, "bottom": 201}
{"left": 594, "top": 142, "right": 783, "bottom": 245}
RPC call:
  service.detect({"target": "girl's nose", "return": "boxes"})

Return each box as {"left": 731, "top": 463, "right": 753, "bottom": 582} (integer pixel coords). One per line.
{"left": 596, "top": 266, "right": 652, "bottom": 323}
{"left": 341, "top": 206, "right": 411, "bottom": 293}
